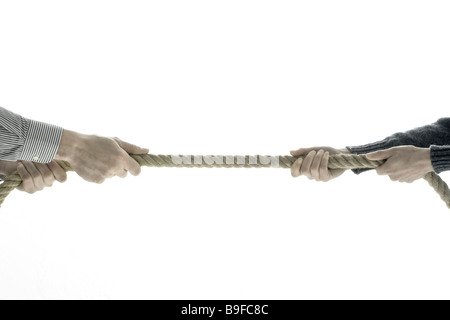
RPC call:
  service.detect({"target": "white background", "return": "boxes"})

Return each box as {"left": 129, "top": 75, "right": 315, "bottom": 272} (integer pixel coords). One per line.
{"left": 0, "top": 0, "right": 450, "bottom": 299}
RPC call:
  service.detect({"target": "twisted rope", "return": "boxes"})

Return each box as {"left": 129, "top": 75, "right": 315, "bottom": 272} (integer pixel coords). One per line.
{"left": 0, "top": 153, "right": 448, "bottom": 209}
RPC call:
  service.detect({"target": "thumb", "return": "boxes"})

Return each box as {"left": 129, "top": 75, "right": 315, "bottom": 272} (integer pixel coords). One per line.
{"left": 366, "top": 148, "right": 394, "bottom": 161}
{"left": 114, "top": 138, "right": 149, "bottom": 155}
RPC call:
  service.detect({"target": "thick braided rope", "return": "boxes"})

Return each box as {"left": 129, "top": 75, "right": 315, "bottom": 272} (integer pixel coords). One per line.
{"left": 0, "top": 153, "right": 448, "bottom": 209}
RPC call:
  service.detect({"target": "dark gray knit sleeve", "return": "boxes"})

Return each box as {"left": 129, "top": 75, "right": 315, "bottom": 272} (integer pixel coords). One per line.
{"left": 346, "top": 118, "right": 450, "bottom": 174}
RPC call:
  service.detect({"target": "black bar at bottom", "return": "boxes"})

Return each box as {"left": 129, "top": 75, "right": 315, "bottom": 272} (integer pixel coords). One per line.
{"left": 145, "top": 301, "right": 302, "bottom": 319}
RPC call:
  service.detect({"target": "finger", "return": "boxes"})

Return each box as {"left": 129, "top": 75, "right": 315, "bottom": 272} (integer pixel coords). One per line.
{"left": 375, "top": 159, "right": 393, "bottom": 176}
{"left": 375, "top": 165, "right": 387, "bottom": 175}
{"left": 311, "top": 150, "right": 325, "bottom": 181}
{"left": 95, "top": 178, "right": 106, "bottom": 184}
{"left": 300, "top": 150, "right": 316, "bottom": 179}
{"left": 117, "top": 169, "right": 128, "bottom": 179}
{"left": 403, "top": 174, "right": 422, "bottom": 183}
{"left": 17, "top": 162, "right": 36, "bottom": 194}
{"left": 47, "top": 161, "right": 68, "bottom": 183}
{"left": 389, "top": 174, "right": 400, "bottom": 182}
{"left": 320, "top": 151, "right": 330, "bottom": 181}
{"left": 366, "top": 148, "right": 394, "bottom": 161}
{"left": 404, "top": 176, "right": 418, "bottom": 183}
{"left": 114, "top": 138, "right": 149, "bottom": 155}
{"left": 291, "top": 158, "right": 303, "bottom": 178}
{"left": 21, "top": 161, "right": 45, "bottom": 191}
{"left": 34, "top": 163, "right": 56, "bottom": 187}
{"left": 106, "top": 170, "right": 116, "bottom": 179}
{"left": 290, "top": 148, "right": 319, "bottom": 157}
{"left": 124, "top": 156, "right": 142, "bottom": 176}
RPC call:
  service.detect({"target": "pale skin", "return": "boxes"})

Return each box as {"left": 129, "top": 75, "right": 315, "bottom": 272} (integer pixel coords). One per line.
{"left": 0, "top": 129, "right": 149, "bottom": 194}
{"left": 290, "top": 145, "right": 434, "bottom": 183}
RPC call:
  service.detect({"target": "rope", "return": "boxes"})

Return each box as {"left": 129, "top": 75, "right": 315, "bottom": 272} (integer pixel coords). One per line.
{"left": 0, "top": 153, "right": 448, "bottom": 209}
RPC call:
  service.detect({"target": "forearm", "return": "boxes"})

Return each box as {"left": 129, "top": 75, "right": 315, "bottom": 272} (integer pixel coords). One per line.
{"left": 346, "top": 118, "right": 450, "bottom": 174}
{"left": 348, "top": 119, "right": 450, "bottom": 153}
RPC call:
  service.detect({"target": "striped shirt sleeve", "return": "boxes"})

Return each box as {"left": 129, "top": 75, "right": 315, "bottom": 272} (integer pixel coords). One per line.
{"left": 0, "top": 106, "right": 63, "bottom": 163}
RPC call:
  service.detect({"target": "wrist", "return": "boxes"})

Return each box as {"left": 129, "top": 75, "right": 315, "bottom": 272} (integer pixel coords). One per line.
{"left": 339, "top": 148, "right": 351, "bottom": 155}
{"left": 420, "top": 147, "right": 434, "bottom": 173}
{"left": 55, "top": 129, "right": 85, "bottom": 162}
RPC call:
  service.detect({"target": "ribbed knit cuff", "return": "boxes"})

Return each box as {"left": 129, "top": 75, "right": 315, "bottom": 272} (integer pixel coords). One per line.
{"left": 430, "top": 145, "right": 450, "bottom": 174}
{"left": 346, "top": 138, "right": 395, "bottom": 174}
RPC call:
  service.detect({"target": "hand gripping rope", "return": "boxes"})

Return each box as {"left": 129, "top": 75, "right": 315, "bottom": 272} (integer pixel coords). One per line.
{"left": 0, "top": 153, "right": 448, "bottom": 209}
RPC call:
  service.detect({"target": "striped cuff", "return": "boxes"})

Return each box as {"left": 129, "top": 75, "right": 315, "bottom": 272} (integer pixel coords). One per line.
{"left": 20, "top": 119, "right": 64, "bottom": 163}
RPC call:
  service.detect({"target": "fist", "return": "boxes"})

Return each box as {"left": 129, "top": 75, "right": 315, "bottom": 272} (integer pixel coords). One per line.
{"left": 17, "top": 161, "right": 67, "bottom": 194}
{"left": 290, "top": 146, "right": 350, "bottom": 182}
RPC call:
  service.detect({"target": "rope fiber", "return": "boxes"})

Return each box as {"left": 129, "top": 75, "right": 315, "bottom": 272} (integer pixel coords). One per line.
{"left": 0, "top": 153, "right": 448, "bottom": 209}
